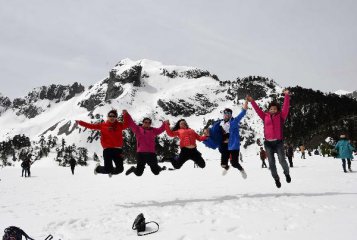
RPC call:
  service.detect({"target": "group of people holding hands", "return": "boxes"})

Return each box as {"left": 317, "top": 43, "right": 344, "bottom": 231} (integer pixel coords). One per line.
{"left": 76, "top": 90, "right": 291, "bottom": 188}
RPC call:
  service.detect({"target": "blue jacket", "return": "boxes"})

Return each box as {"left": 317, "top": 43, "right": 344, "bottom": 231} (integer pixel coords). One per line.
{"left": 203, "top": 109, "right": 246, "bottom": 151}
{"left": 335, "top": 139, "right": 355, "bottom": 159}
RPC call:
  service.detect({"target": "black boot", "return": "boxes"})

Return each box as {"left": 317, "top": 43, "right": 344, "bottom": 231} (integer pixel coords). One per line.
{"left": 285, "top": 174, "right": 291, "bottom": 183}
{"left": 274, "top": 177, "right": 281, "bottom": 188}
{"left": 125, "top": 166, "right": 136, "bottom": 176}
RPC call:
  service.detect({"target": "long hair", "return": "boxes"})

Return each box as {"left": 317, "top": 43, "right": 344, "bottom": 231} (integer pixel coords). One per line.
{"left": 172, "top": 119, "right": 188, "bottom": 131}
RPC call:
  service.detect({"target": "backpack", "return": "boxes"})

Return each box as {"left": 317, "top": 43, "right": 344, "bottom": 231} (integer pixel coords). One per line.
{"left": 132, "top": 213, "right": 159, "bottom": 236}
{"left": 3, "top": 226, "right": 53, "bottom": 240}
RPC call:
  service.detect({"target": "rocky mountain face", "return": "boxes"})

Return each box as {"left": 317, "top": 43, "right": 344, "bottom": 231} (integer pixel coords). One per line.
{"left": 0, "top": 59, "right": 356, "bottom": 154}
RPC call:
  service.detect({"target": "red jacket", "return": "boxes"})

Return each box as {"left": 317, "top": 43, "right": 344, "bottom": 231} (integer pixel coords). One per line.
{"left": 77, "top": 120, "right": 128, "bottom": 149}
{"left": 165, "top": 124, "right": 208, "bottom": 148}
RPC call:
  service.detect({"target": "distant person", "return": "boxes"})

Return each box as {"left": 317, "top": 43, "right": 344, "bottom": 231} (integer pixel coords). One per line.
{"left": 259, "top": 147, "right": 268, "bottom": 168}
{"left": 335, "top": 134, "right": 355, "bottom": 173}
{"left": 124, "top": 110, "right": 167, "bottom": 176}
{"left": 69, "top": 157, "right": 77, "bottom": 175}
{"left": 247, "top": 89, "right": 291, "bottom": 188}
{"left": 314, "top": 149, "right": 319, "bottom": 155}
{"left": 300, "top": 145, "right": 306, "bottom": 159}
{"left": 76, "top": 109, "right": 128, "bottom": 177}
{"left": 164, "top": 119, "right": 208, "bottom": 170}
{"left": 21, "top": 160, "right": 29, "bottom": 177}
{"left": 202, "top": 102, "right": 248, "bottom": 178}
{"left": 286, "top": 144, "right": 294, "bottom": 167}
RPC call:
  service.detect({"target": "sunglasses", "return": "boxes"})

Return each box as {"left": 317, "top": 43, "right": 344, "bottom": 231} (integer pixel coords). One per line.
{"left": 108, "top": 115, "right": 117, "bottom": 118}
{"left": 223, "top": 111, "right": 232, "bottom": 115}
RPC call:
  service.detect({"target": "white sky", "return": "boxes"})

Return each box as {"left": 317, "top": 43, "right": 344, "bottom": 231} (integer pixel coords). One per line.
{"left": 1, "top": 0, "right": 357, "bottom": 99}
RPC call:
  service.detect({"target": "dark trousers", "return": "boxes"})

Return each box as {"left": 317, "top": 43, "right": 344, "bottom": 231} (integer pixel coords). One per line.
{"left": 96, "top": 148, "right": 124, "bottom": 174}
{"left": 133, "top": 153, "right": 163, "bottom": 176}
{"left": 342, "top": 159, "right": 351, "bottom": 172}
{"left": 22, "top": 168, "right": 29, "bottom": 177}
{"left": 172, "top": 147, "right": 205, "bottom": 169}
{"left": 71, "top": 166, "right": 75, "bottom": 175}
{"left": 287, "top": 156, "right": 293, "bottom": 167}
{"left": 261, "top": 158, "right": 268, "bottom": 168}
{"left": 220, "top": 143, "right": 243, "bottom": 170}
{"left": 264, "top": 140, "right": 289, "bottom": 179}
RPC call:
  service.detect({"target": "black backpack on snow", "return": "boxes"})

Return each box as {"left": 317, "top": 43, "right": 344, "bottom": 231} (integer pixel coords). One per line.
{"left": 3, "top": 226, "right": 53, "bottom": 240}
{"left": 132, "top": 213, "right": 159, "bottom": 236}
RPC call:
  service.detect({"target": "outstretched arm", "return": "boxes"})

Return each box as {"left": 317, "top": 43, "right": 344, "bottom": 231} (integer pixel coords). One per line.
{"left": 76, "top": 120, "right": 102, "bottom": 130}
{"left": 194, "top": 131, "right": 208, "bottom": 142}
{"left": 231, "top": 101, "right": 248, "bottom": 125}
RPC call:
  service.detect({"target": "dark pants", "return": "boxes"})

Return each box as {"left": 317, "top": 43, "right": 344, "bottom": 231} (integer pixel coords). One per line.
{"left": 260, "top": 158, "right": 268, "bottom": 168}
{"left": 220, "top": 143, "right": 243, "bottom": 170}
{"left": 71, "top": 166, "right": 75, "bottom": 175}
{"left": 172, "top": 147, "right": 205, "bottom": 169}
{"left": 96, "top": 148, "right": 124, "bottom": 174}
{"left": 342, "top": 159, "right": 351, "bottom": 172}
{"left": 287, "top": 156, "right": 293, "bottom": 167}
{"left": 132, "top": 153, "right": 163, "bottom": 176}
{"left": 264, "top": 140, "right": 289, "bottom": 179}
{"left": 22, "top": 168, "right": 29, "bottom": 177}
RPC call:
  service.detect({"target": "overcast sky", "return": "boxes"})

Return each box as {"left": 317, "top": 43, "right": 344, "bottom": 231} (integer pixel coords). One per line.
{"left": 1, "top": 0, "right": 356, "bottom": 99}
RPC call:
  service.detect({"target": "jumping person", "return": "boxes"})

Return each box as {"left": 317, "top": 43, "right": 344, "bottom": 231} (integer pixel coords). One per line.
{"left": 123, "top": 110, "right": 167, "bottom": 176}
{"left": 164, "top": 119, "right": 208, "bottom": 169}
{"left": 335, "top": 134, "right": 355, "bottom": 173}
{"left": 247, "top": 90, "right": 291, "bottom": 188}
{"left": 76, "top": 109, "right": 128, "bottom": 176}
{"left": 203, "top": 101, "right": 248, "bottom": 178}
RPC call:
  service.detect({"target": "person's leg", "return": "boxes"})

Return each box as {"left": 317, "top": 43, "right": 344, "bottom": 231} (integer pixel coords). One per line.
{"left": 230, "top": 150, "right": 243, "bottom": 170}
{"left": 265, "top": 141, "right": 279, "bottom": 180}
{"left": 22, "top": 168, "right": 25, "bottom": 177}
{"left": 172, "top": 148, "right": 190, "bottom": 169}
{"left": 191, "top": 148, "right": 206, "bottom": 168}
{"left": 342, "top": 159, "right": 347, "bottom": 172}
{"left": 276, "top": 141, "right": 290, "bottom": 182}
{"left": 146, "top": 153, "right": 163, "bottom": 175}
{"left": 96, "top": 149, "right": 113, "bottom": 174}
{"left": 112, "top": 149, "right": 124, "bottom": 174}
{"left": 347, "top": 159, "right": 352, "bottom": 171}
{"left": 288, "top": 156, "right": 293, "bottom": 167}
{"left": 71, "top": 166, "right": 75, "bottom": 175}
{"left": 220, "top": 143, "right": 230, "bottom": 170}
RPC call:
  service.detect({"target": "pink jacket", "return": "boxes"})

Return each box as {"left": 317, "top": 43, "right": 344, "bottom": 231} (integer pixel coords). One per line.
{"left": 124, "top": 112, "right": 165, "bottom": 153}
{"left": 251, "top": 93, "right": 290, "bottom": 140}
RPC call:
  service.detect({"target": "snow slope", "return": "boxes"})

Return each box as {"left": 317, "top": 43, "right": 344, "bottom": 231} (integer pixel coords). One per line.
{"left": 1, "top": 152, "right": 356, "bottom": 240}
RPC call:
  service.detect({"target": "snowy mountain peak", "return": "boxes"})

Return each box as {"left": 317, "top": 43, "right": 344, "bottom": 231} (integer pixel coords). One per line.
{"left": 334, "top": 90, "right": 351, "bottom": 95}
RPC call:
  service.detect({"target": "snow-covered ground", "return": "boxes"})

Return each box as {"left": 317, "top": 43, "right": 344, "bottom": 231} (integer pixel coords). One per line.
{"left": 1, "top": 153, "right": 357, "bottom": 240}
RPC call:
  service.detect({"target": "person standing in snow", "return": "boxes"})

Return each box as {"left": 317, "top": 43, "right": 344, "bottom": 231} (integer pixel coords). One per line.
{"left": 203, "top": 101, "right": 248, "bottom": 178}
{"left": 69, "top": 157, "right": 77, "bottom": 175}
{"left": 299, "top": 144, "right": 306, "bottom": 159}
{"left": 286, "top": 144, "right": 294, "bottom": 167}
{"left": 164, "top": 119, "right": 208, "bottom": 169}
{"left": 247, "top": 90, "right": 291, "bottom": 188}
{"left": 123, "top": 110, "right": 167, "bottom": 176}
{"left": 76, "top": 109, "right": 128, "bottom": 176}
{"left": 335, "top": 134, "right": 355, "bottom": 172}
{"left": 259, "top": 147, "right": 268, "bottom": 168}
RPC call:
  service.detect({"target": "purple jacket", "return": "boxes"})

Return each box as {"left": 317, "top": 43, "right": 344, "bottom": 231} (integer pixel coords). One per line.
{"left": 251, "top": 93, "right": 290, "bottom": 140}
{"left": 124, "top": 112, "right": 165, "bottom": 153}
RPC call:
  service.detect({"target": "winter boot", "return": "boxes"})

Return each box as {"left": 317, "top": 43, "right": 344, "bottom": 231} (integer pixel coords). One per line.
{"left": 240, "top": 169, "right": 247, "bottom": 179}
{"left": 222, "top": 165, "right": 230, "bottom": 176}
{"left": 94, "top": 163, "right": 100, "bottom": 175}
{"left": 274, "top": 177, "right": 281, "bottom": 188}
{"left": 125, "top": 166, "right": 136, "bottom": 176}
{"left": 161, "top": 166, "right": 167, "bottom": 171}
{"left": 285, "top": 174, "right": 291, "bottom": 183}
{"left": 348, "top": 168, "right": 352, "bottom": 172}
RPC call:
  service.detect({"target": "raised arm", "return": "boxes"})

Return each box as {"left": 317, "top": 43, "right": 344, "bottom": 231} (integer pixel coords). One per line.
{"left": 164, "top": 121, "right": 179, "bottom": 137}
{"left": 281, "top": 90, "right": 290, "bottom": 121}
{"left": 76, "top": 120, "right": 102, "bottom": 131}
{"left": 247, "top": 95, "right": 265, "bottom": 120}
{"left": 153, "top": 121, "right": 166, "bottom": 136}
{"left": 194, "top": 131, "right": 209, "bottom": 142}
{"left": 231, "top": 102, "right": 248, "bottom": 125}
{"left": 123, "top": 110, "right": 139, "bottom": 134}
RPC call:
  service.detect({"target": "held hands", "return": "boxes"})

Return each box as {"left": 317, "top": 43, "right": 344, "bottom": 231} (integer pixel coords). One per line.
{"left": 163, "top": 120, "right": 170, "bottom": 125}
{"left": 246, "top": 95, "right": 253, "bottom": 102}
{"left": 242, "top": 100, "right": 248, "bottom": 110}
